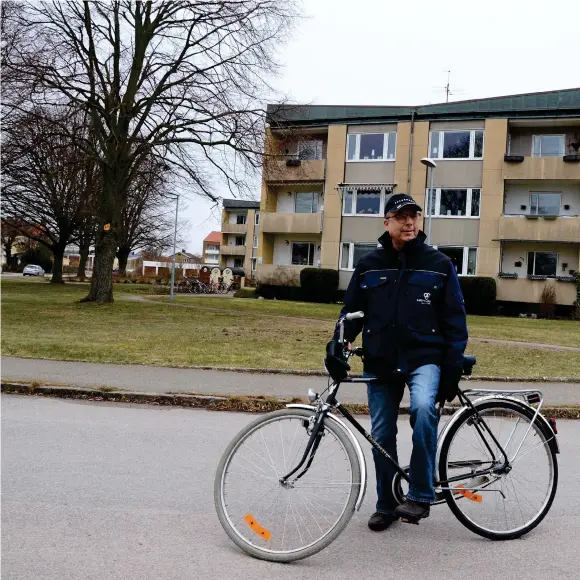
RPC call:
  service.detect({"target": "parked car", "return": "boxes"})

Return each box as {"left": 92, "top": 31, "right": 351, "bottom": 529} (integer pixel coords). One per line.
{"left": 23, "top": 264, "right": 45, "bottom": 277}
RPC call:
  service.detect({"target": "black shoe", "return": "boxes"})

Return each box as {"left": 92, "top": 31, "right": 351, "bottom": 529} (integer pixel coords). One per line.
{"left": 394, "top": 500, "right": 430, "bottom": 523}
{"left": 368, "top": 512, "right": 399, "bottom": 532}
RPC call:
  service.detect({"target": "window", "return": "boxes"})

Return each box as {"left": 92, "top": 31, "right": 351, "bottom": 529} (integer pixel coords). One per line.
{"left": 236, "top": 214, "right": 247, "bottom": 225}
{"left": 235, "top": 236, "right": 245, "bottom": 246}
{"left": 426, "top": 188, "right": 481, "bottom": 217}
{"left": 253, "top": 235, "right": 258, "bottom": 248}
{"left": 298, "top": 140, "right": 323, "bottom": 160}
{"left": 234, "top": 258, "right": 244, "bottom": 268}
{"left": 530, "top": 192, "right": 561, "bottom": 216}
{"left": 295, "top": 191, "right": 319, "bottom": 214}
{"left": 532, "top": 135, "right": 564, "bottom": 157}
{"left": 436, "top": 246, "right": 478, "bottom": 276}
{"left": 429, "top": 130, "right": 484, "bottom": 159}
{"left": 251, "top": 257, "right": 257, "bottom": 272}
{"left": 346, "top": 132, "right": 397, "bottom": 161}
{"left": 527, "top": 252, "right": 557, "bottom": 277}
{"left": 340, "top": 242, "right": 378, "bottom": 270}
{"left": 254, "top": 212, "right": 260, "bottom": 225}
{"left": 343, "top": 188, "right": 386, "bottom": 216}
{"left": 291, "top": 242, "right": 315, "bottom": 266}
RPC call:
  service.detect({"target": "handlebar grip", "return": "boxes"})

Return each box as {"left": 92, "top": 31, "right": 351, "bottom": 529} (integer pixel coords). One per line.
{"left": 345, "top": 311, "right": 364, "bottom": 321}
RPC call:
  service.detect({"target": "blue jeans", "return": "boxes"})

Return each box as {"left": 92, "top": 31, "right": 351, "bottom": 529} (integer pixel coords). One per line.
{"left": 365, "top": 364, "right": 441, "bottom": 514}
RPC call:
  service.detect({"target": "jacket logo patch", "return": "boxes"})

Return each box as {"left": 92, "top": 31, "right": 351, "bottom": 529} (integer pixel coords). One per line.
{"left": 417, "top": 292, "right": 432, "bottom": 306}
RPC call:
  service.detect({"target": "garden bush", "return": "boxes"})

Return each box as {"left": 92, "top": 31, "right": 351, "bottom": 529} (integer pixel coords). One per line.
{"left": 300, "top": 268, "right": 339, "bottom": 303}
{"left": 458, "top": 277, "right": 496, "bottom": 316}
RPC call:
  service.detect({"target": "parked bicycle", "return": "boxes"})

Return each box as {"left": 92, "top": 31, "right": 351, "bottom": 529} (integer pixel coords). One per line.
{"left": 214, "top": 311, "right": 559, "bottom": 562}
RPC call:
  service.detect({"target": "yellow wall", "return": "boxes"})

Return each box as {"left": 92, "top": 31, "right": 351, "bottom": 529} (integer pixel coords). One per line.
{"left": 320, "top": 124, "right": 347, "bottom": 268}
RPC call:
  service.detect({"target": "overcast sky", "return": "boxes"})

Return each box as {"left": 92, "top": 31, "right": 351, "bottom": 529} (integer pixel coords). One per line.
{"left": 185, "top": 0, "right": 580, "bottom": 254}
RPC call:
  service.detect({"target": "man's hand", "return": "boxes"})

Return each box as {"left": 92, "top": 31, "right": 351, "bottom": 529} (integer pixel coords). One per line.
{"left": 325, "top": 340, "right": 350, "bottom": 382}
{"left": 437, "top": 366, "right": 463, "bottom": 405}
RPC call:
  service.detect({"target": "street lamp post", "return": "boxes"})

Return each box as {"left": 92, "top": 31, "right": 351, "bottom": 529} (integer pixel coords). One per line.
{"left": 169, "top": 194, "right": 179, "bottom": 301}
{"left": 420, "top": 157, "right": 437, "bottom": 245}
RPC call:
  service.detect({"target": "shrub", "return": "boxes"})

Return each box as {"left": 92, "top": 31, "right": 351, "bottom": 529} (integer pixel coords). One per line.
{"left": 255, "top": 284, "right": 303, "bottom": 301}
{"left": 233, "top": 287, "right": 257, "bottom": 299}
{"left": 539, "top": 283, "right": 557, "bottom": 319}
{"left": 300, "top": 268, "right": 339, "bottom": 303}
{"left": 458, "top": 277, "right": 496, "bottom": 316}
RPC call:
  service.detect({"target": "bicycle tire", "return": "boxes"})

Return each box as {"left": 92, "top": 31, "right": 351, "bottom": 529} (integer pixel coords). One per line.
{"left": 214, "top": 408, "right": 361, "bottom": 562}
{"left": 439, "top": 399, "right": 558, "bottom": 540}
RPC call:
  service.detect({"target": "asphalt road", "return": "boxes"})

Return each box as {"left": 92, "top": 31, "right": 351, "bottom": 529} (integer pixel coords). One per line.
{"left": 3, "top": 356, "right": 580, "bottom": 405}
{"left": 2, "top": 395, "right": 579, "bottom": 580}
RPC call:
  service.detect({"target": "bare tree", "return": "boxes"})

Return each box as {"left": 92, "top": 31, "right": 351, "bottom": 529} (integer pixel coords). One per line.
{"left": 2, "top": 107, "right": 98, "bottom": 283}
{"left": 5, "top": 1, "right": 297, "bottom": 302}
{"left": 1, "top": 219, "right": 22, "bottom": 270}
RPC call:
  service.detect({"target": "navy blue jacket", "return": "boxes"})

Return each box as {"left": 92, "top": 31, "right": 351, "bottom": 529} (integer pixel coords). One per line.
{"left": 335, "top": 230, "right": 468, "bottom": 379}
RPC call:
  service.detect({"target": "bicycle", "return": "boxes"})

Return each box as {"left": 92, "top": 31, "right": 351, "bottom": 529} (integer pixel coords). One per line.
{"left": 214, "top": 311, "right": 560, "bottom": 562}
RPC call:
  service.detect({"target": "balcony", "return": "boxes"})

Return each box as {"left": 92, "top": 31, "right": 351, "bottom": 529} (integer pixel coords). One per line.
{"left": 261, "top": 212, "right": 322, "bottom": 234}
{"left": 503, "top": 156, "right": 580, "bottom": 180}
{"left": 264, "top": 159, "right": 326, "bottom": 183}
{"left": 220, "top": 245, "right": 246, "bottom": 256}
{"left": 497, "top": 278, "right": 577, "bottom": 306}
{"left": 497, "top": 215, "right": 580, "bottom": 244}
{"left": 221, "top": 223, "right": 247, "bottom": 234}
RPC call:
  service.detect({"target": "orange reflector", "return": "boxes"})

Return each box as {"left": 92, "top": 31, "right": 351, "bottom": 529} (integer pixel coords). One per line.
{"left": 244, "top": 514, "right": 272, "bottom": 540}
{"left": 456, "top": 484, "right": 483, "bottom": 503}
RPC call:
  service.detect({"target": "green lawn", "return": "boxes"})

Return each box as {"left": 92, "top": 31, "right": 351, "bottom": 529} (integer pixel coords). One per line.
{"left": 1, "top": 280, "right": 579, "bottom": 378}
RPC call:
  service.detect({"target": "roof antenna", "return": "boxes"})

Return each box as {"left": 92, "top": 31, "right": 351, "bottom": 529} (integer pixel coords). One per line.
{"left": 444, "top": 70, "right": 452, "bottom": 103}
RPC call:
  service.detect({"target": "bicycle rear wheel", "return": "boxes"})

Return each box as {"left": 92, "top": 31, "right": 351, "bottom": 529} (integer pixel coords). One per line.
{"left": 439, "top": 399, "right": 558, "bottom": 540}
{"left": 214, "top": 408, "right": 361, "bottom": 562}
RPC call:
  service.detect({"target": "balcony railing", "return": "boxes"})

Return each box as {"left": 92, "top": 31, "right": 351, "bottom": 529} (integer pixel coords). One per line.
{"left": 220, "top": 245, "right": 246, "bottom": 256}
{"left": 264, "top": 158, "right": 326, "bottom": 183}
{"left": 503, "top": 156, "right": 580, "bottom": 180}
{"left": 497, "top": 215, "right": 580, "bottom": 244}
{"left": 261, "top": 212, "right": 322, "bottom": 234}
{"left": 221, "top": 223, "right": 248, "bottom": 234}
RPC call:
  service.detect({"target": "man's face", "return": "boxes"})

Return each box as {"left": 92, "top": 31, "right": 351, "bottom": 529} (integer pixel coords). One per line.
{"left": 384, "top": 208, "right": 421, "bottom": 244}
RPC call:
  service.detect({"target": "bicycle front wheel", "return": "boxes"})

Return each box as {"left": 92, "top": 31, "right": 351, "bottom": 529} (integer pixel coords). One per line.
{"left": 214, "top": 408, "right": 361, "bottom": 562}
{"left": 439, "top": 399, "right": 558, "bottom": 540}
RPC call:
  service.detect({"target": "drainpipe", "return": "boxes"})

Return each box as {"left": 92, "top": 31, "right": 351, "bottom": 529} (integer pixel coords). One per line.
{"left": 406, "top": 110, "right": 416, "bottom": 194}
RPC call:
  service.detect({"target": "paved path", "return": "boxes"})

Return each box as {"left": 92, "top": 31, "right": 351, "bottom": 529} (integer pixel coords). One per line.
{"left": 2, "top": 395, "right": 579, "bottom": 580}
{"left": 2, "top": 356, "right": 579, "bottom": 405}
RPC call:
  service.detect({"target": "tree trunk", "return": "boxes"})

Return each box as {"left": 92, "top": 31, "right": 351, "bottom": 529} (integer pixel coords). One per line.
{"left": 51, "top": 247, "right": 65, "bottom": 284}
{"left": 3, "top": 241, "right": 13, "bottom": 268}
{"left": 117, "top": 246, "right": 130, "bottom": 277}
{"left": 77, "top": 237, "right": 91, "bottom": 280}
{"left": 82, "top": 228, "right": 116, "bottom": 302}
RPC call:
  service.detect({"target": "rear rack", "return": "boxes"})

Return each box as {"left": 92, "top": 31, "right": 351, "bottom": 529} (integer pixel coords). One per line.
{"left": 462, "top": 388, "right": 543, "bottom": 407}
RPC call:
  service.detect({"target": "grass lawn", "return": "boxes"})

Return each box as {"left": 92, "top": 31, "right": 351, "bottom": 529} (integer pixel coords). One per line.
{"left": 1, "top": 280, "right": 579, "bottom": 378}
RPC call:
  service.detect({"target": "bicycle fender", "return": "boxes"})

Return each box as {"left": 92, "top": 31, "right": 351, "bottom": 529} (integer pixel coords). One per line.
{"left": 286, "top": 404, "right": 368, "bottom": 511}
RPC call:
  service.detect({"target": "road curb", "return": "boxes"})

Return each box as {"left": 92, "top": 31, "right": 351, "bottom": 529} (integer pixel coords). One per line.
{"left": 3, "top": 381, "right": 580, "bottom": 419}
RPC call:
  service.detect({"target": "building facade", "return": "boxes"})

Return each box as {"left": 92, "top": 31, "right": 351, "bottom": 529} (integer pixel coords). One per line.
{"left": 202, "top": 231, "right": 221, "bottom": 266}
{"left": 256, "top": 88, "right": 580, "bottom": 307}
{"left": 220, "top": 199, "right": 260, "bottom": 276}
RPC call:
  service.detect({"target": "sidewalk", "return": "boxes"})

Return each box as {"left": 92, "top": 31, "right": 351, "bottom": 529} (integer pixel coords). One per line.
{"left": 2, "top": 356, "right": 579, "bottom": 406}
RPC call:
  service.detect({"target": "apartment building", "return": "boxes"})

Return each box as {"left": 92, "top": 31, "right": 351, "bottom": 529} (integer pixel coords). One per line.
{"left": 202, "top": 231, "right": 221, "bottom": 266}
{"left": 220, "top": 199, "right": 260, "bottom": 275}
{"left": 256, "top": 88, "right": 580, "bottom": 308}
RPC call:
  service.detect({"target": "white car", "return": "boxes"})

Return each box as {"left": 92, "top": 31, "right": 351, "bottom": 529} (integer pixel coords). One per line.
{"left": 23, "top": 264, "right": 45, "bottom": 277}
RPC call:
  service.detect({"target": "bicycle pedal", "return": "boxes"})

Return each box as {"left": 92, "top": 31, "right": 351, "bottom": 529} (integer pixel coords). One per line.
{"left": 400, "top": 517, "right": 420, "bottom": 525}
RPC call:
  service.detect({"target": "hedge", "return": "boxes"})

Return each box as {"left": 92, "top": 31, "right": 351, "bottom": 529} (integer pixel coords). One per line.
{"left": 458, "top": 276, "right": 497, "bottom": 316}
{"left": 255, "top": 284, "right": 303, "bottom": 301}
{"left": 300, "top": 268, "right": 339, "bottom": 303}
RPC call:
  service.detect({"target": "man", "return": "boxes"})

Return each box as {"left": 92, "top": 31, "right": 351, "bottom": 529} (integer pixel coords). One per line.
{"left": 326, "top": 193, "right": 468, "bottom": 531}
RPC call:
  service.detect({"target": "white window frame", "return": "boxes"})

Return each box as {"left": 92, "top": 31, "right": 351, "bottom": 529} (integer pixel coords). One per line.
{"left": 254, "top": 212, "right": 260, "bottom": 225}
{"left": 253, "top": 235, "right": 258, "bottom": 249}
{"left": 297, "top": 140, "right": 323, "bottom": 160}
{"left": 339, "top": 242, "right": 381, "bottom": 271}
{"left": 346, "top": 133, "right": 396, "bottom": 162}
{"left": 428, "top": 130, "right": 484, "bottom": 160}
{"left": 425, "top": 188, "right": 481, "bottom": 218}
{"left": 235, "top": 213, "right": 247, "bottom": 225}
{"left": 433, "top": 245, "right": 478, "bottom": 276}
{"left": 529, "top": 192, "right": 561, "bottom": 216}
{"left": 531, "top": 134, "right": 565, "bottom": 158}
{"left": 290, "top": 241, "right": 315, "bottom": 266}
{"left": 527, "top": 251, "right": 559, "bottom": 277}
{"left": 294, "top": 191, "right": 319, "bottom": 214}
{"left": 342, "top": 188, "right": 387, "bottom": 217}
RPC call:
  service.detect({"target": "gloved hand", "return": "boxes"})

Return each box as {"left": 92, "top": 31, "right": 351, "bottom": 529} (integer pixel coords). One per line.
{"left": 437, "top": 366, "right": 463, "bottom": 404}
{"left": 324, "top": 340, "right": 350, "bottom": 382}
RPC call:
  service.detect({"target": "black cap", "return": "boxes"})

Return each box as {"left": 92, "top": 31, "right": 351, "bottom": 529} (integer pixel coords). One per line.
{"left": 384, "top": 193, "right": 422, "bottom": 217}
